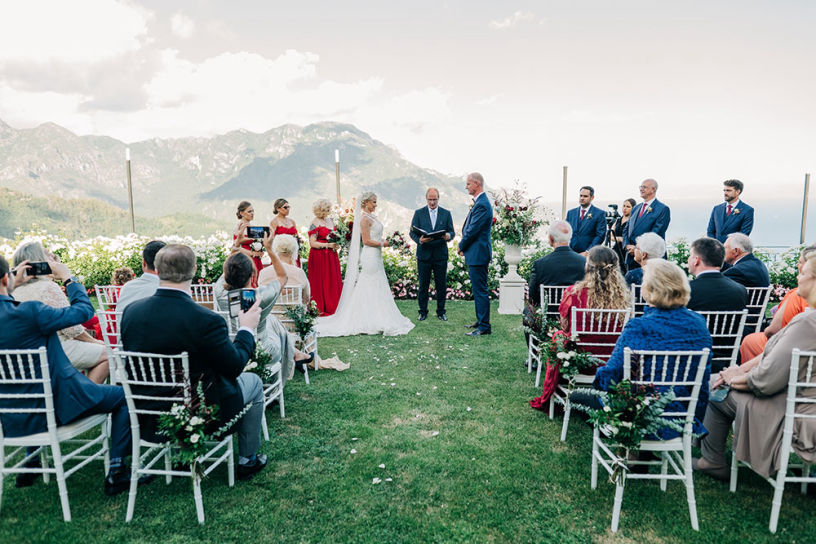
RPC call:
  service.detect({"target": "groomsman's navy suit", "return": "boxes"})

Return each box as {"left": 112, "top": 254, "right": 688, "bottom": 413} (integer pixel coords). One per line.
{"left": 0, "top": 281, "right": 130, "bottom": 458}
{"left": 722, "top": 253, "right": 770, "bottom": 288}
{"left": 458, "top": 192, "right": 493, "bottom": 333}
{"left": 707, "top": 201, "right": 754, "bottom": 243}
{"left": 622, "top": 199, "right": 670, "bottom": 270}
{"left": 410, "top": 205, "right": 455, "bottom": 317}
{"left": 566, "top": 204, "right": 606, "bottom": 253}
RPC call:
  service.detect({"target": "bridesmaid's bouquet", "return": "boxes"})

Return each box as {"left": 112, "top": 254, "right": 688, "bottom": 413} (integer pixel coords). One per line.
{"left": 330, "top": 204, "right": 355, "bottom": 251}
{"left": 385, "top": 231, "right": 411, "bottom": 255}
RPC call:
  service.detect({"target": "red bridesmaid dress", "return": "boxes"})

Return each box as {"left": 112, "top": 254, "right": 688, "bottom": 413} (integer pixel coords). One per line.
{"left": 274, "top": 224, "right": 302, "bottom": 267}
{"left": 307, "top": 225, "right": 343, "bottom": 315}
{"left": 234, "top": 234, "right": 264, "bottom": 287}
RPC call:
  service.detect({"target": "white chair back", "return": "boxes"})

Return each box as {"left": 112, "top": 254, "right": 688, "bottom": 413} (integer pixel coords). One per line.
{"left": 97, "top": 309, "right": 124, "bottom": 353}
{"left": 539, "top": 285, "right": 571, "bottom": 321}
{"left": 271, "top": 285, "right": 304, "bottom": 328}
{"left": 745, "top": 286, "right": 772, "bottom": 333}
{"left": 623, "top": 347, "right": 710, "bottom": 433}
{"left": 191, "top": 283, "right": 216, "bottom": 310}
{"left": 0, "top": 348, "right": 56, "bottom": 435}
{"left": 215, "top": 310, "right": 239, "bottom": 341}
{"left": 570, "top": 308, "right": 632, "bottom": 362}
{"left": 94, "top": 285, "right": 122, "bottom": 311}
{"left": 696, "top": 310, "right": 748, "bottom": 370}
{"left": 630, "top": 284, "right": 646, "bottom": 317}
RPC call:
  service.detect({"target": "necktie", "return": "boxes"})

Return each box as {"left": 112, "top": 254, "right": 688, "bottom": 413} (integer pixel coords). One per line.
{"left": 726, "top": 204, "right": 733, "bottom": 217}
{"left": 430, "top": 209, "right": 437, "bottom": 229}
{"left": 580, "top": 209, "right": 586, "bottom": 220}
{"left": 638, "top": 202, "right": 647, "bottom": 218}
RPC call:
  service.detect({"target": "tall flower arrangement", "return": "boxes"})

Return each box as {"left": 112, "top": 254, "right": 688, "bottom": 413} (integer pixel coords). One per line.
{"left": 490, "top": 184, "right": 544, "bottom": 247}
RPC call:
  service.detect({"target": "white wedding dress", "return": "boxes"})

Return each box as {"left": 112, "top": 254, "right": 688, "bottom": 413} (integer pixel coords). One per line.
{"left": 317, "top": 210, "right": 414, "bottom": 337}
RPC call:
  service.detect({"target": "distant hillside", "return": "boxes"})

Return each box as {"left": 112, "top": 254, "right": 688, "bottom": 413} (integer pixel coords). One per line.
{"left": 0, "top": 119, "right": 471, "bottom": 237}
{"left": 0, "top": 187, "right": 222, "bottom": 239}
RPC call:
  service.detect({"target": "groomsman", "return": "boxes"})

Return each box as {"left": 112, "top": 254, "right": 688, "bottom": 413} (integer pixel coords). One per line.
{"left": 707, "top": 179, "right": 754, "bottom": 243}
{"left": 410, "top": 188, "right": 455, "bottom": 321}
{"left": 459, "top": 172, "right": 493, "bottom": 336}
{"left": 622, "top": 178, "right": 670, "bottom": 271}
{"left": 565, "top": 186, "right": 606, "bottom": 255}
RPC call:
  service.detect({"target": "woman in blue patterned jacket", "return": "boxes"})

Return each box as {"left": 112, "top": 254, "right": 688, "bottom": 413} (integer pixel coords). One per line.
{"left": 594, "top": 258, "right": 713, "bottom": 439}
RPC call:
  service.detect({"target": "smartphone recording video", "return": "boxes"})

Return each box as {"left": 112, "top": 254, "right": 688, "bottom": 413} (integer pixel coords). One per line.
{"left": 27, "top": 261, "right": 53, "bottom": 276}
{"left": 228, "top": 288, "right": 257, "bottom": 318}
{"left": 245, "top": 226, "right": 270, "bottom": 239}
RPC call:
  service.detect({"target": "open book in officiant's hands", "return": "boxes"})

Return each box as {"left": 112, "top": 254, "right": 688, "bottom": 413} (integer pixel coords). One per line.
{"left": 411, "top": 226, "right": 448, "bottom": 241}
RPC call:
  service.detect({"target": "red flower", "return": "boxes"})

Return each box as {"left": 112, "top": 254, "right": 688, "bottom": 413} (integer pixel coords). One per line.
{"left": 492, "top": 217, "right": 497, "bottom": 225}
{"left": 506, "top": 206, "right": 514, "bottom": 211}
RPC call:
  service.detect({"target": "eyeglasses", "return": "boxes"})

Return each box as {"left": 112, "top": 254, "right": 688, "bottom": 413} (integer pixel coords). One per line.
{"left": 281, "top": 205, "right": 290, "bottom": 209}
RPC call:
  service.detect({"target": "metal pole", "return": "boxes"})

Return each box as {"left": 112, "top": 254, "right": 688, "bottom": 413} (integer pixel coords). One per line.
{"left": 335, "top": 149, "right": 341, "bottom": 205}
{"left": 561, "top": 166, "right": 568, "bottom": 219}
{"left": 125, "top": 148, "right": 135, "bottom": 233}
{"left": 801, "top": 173, "right": 811, "bottom": 245}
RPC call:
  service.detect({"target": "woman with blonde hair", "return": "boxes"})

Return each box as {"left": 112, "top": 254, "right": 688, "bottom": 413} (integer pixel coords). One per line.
{"left": 531, "top": 246, "right": 632, "bottom": 409}
{"left": 307, "top": 198, "right": 342, "bottom": 315}
{"left": 269, "top": 198, "right": 301, "bottom": 266}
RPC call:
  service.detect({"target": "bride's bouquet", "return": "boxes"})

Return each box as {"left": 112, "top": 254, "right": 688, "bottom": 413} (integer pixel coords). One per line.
{"left": 385, "top": 230, "right": 411, "bottom": 256}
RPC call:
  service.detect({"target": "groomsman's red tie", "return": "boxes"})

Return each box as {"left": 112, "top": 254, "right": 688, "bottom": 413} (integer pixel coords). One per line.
{"left": 726, "top": 204, "right": 733, "bottom": 216}
{"left": 580, "top": 209, "right": 586, "bottom": 220}
{"left": 638, "top": 202, "right": 647, "bottom": 219}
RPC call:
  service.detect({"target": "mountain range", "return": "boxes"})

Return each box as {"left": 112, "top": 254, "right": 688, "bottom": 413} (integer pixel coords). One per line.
{"left": 0, "top": 119, "right": 471, "bottom": 239}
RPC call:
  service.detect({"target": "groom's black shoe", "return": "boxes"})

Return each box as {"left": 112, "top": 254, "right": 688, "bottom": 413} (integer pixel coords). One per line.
{"left": 418, "top": 313, "right": 427, "bottom": 321}
{"left": 465, "top": 322, "right": 479, "bottom": 329}
{"left": 465, "top": 329, "right": 491, "bottom": 336}
{"left": 437, "top": 314, "right": 447, "bottom": 321}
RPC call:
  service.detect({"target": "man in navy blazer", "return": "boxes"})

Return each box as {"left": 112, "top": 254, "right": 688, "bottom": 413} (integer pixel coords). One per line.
{"left": 722, "top": 233, "right": 770, "bottom": 288}
{"left": 707, "top": 179, "right": 754, "bottom": 243}
{"left": 410, "top": 188, "right": 456, "bottom": 321}
{"left": 565, "top": 186, "right": 607, "bottom": 254}
{"left": 458, "top": 172, "right": 493, "bottom": 335}
{"left": 686, "top": 237, "right": 748, "bottom": 312}
{"left": 622, "top": 178, "right": 670, "bottom": 271}
{"left": 0, "top": 255, "right": 132, "bottom": 494}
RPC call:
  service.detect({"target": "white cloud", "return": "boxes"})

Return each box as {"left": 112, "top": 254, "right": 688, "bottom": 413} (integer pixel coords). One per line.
{"left": 0, "top": 0, "right": 151, "bottom": 64}
{"left": 170, "top": 11, "right": 195, "bottom": 39}
{"left": 489, "top": 11, "right": 537, "bottom": 30}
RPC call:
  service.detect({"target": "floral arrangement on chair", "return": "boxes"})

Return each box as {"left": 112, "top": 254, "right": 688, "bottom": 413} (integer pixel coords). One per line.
{"left": 546, "top": 330, "right": 598, "bottom": 385}
{"left": 522, "top": 304, "right": 560, "bottom": 344}
{"left": 385, "top": 231, "right": 411, "bottom": 255}
{"left": 157, "top": 381, "right": 250, "bottom": 475}
{"left": 285, "top": 299, "right": 320, "bottom": 339}
{"left": 490, "top": 184, "right": 542, "bottom": 246}
{"left": 244, "top": 348, "right": 278, "bottom": 383}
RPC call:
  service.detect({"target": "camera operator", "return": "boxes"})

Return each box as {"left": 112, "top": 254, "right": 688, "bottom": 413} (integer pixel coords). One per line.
{"left": 610, "top": 198, "right": 636, "bottom": 270}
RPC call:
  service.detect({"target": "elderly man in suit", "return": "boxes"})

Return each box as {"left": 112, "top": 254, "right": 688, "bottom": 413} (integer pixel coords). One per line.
{"left": 0, "top": 255, "right": 133, "bottom": 494}
{"left": 687, "top": 237, "right": 748, "bottom": 311}
{"left": 121, "top": 244, "right": 268, "bottom": 480}
{"left": 459, "top": 172, "right": 494, "bottom": 336}
{"left": 707, "top": 179, "right": 754, "bottom": 243}
{"left": 622, "top": 178, "right": 670, "bottom": 271}
{"left": 565, "top": 186, "right": 606, "bottom": 255}
{"left": 722, "top": 233, "right": 770, "bottom": 288}
{"left": 528, "top": 221, "right": 586, "bottom": 306}
{"left": 410, "top": 187, "right": 456, "bottom": 322}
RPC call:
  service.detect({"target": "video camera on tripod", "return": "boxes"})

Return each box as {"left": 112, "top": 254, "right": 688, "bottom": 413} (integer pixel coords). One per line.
{"left": 604, "top": 204, "right": 622, "bottom": 247}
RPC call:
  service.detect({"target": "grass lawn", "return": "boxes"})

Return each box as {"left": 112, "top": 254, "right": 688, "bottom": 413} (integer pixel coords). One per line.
{"left": 2, "top": 300, "right": 813, "bottom": 543}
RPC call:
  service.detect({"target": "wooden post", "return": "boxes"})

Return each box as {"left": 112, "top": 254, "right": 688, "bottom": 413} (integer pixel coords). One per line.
{"left": 801, "top": 173, "right": 811, "bottom": 245}
{"left": 125, "top": 148, "right": 135, "bottom": 233}
{"left": 335, "top": 149, "right": 341, "bottom": 205}
{"left": 561, "top": 166, "right": 568, "bottom": 219}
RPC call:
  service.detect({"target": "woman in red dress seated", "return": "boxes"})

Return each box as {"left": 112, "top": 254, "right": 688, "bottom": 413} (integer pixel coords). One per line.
{"left": 232, "top": 200, "right": 265, "bottom": 287}
{"left": 308, "top": 198, "right": 343, "bottom": 316}
{"left": 269, "top": 198, "right": 302, "bottom": 267}
{"left": 531, "top": 246, "right": 632, "bottom": 409}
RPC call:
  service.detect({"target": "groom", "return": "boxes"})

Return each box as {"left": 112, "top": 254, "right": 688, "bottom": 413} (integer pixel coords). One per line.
{"left": 458, "top": 172, "right": 493, "bottom": 336}
{"left": 410, "top": 188, "right": 456, "bottom": 321}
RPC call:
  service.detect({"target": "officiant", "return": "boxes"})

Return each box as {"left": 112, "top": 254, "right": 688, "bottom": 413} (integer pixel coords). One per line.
{"left": 410, "top": 188, "right": 456, "bottom": 321}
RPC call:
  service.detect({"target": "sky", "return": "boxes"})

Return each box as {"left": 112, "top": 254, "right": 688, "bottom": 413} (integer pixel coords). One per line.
{"left": 1, "top": 0, "right": 815, "bottom": 242}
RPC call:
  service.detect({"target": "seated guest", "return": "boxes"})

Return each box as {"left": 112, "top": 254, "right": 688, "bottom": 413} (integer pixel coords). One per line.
{"left": 259, "top": 234, "right": 311, "bottom": 303}
{"left": 623, "top": 232, "right": 666, "bottom": 286}
{"left": 12, "top": 242, "right": 109, "bottom": 384}
{"left": 722, "top": 233, "right": 770, "bottom": 287}
{"left": 527, "top": 221, "right": 586, "bottom": 307}
{"left": 738, "top": 243, "right": 816, "bottom": 362}
{"left": 116, "top": 240, "right": 166, "bottom": 312}
{"left": 593, "top": 259, "right": 713, "bottom": 439}
{"left": 112, "top": 266, "right": 135, "bottom": 288}
{"left": 84, "top": 266, "right": 137, "bottom": 340}
{"left": 121, "top": 244, "right": 268, "bottom": 480}
{"left": 0, "top": 255, "right": 133, "bottom": 494}
{"left": 687, "top": 237, "right": 748, "bottom": 311}
{"left": 530, "top": 246, "right": 631, "bottom": 410}
{"left": 216, "top": 237, "right": 313, "bottom": 383}
{"left": 695, "top": 251, "right": 816, "bottom": 481}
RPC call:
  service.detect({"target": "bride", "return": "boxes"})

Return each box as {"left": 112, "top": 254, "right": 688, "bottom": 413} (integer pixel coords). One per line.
{"left": 317, "top": 192, "right": 415, "bottom": 337}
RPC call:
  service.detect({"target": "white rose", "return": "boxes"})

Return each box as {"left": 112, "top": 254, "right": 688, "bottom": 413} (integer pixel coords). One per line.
{"left": 620, "top": 421, "right": 633, "bottom": 428}
{"left": 189, "top": 416, "right": 203, "bottom": 426}
{"left": 603, "top": 406, "right": 611, "bottom": 412}
{"left": 568, "top": 351, "right": 576, "bottom": 358}
{"left": 556, "top": 352, "right": 568, "bottom": 360}
{"left": 190, "top": 434, "right": 200, "bottom": 444}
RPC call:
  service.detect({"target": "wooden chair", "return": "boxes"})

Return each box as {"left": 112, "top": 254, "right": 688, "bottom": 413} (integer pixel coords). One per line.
{"left": 112, "top": 349, "right": 235, "bottom": 524}
{"left": 591, "top": 347, "right": 710, "bottom": 532}
{"left": 744, "top": 286, "right": 772, "bottom": 334}
{"left": 94, "top": 285, "right": 121, "bottom": 311}
{"left": 730, "top": 348, "right": 816, "bottom": 533}
{"left": 0, "top": 348, "right": 109, "bottom": 522}
{"left": 695, "top": 310, "right": 748, "bottom": 372}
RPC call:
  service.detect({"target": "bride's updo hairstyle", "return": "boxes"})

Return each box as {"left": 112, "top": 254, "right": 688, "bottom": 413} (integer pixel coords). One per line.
{"left": 223, "top": 252, "right": 255, "bottom": 291}
{"left": 312, "top": 199, "right": 332, "bottom": 219}
{"left": 236, "top": 200, "right": 252, "bottom": 220}
{"left": 574, "top": 246, "right": 631, "bottom": 310}
{"left": 273, "top": 198, "right": 289, "bottom": 215}
{"left": 360, "top": 192, "right": 377, "bottom": 208}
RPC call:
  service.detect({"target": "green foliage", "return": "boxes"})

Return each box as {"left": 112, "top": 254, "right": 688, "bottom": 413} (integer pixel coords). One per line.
{"left": 245, "top": 348, "right": 278, "bottom": 383}
{"left": 284, "top": 300, "right": 320, "bottom": 338}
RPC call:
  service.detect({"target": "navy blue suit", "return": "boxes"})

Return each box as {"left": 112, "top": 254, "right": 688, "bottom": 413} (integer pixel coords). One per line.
{"left": 707, "top": 201, "right": 754, "bottom": 243}
{"left": 566, "top": 204, "right": 606, "bottom": 253}
{"left": 458, "top": 192, "right": 493, "bottom": 332}
{"left": 0, "top": 282, "right": 130, "bottom": 458}
{"left": 622, "top": 199, "right": 670, "bottom": 270}
{"left": 722, "top": 253, "right": 770, "bottom": 288}
{"left": 410, "top": 205, "right": 455, "bottom": 316}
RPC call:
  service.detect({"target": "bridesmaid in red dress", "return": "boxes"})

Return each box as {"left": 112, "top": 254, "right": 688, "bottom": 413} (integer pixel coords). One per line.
{"left": 232, "top": 200, "right": 265, "bottom": 287}
{"left": 307, "top": 198, "right": 343, "bottom": 315}
{"left": 269, "top": 198, "right": 301, "bottom": 267}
